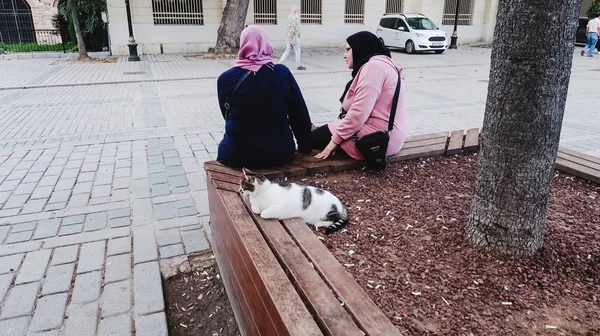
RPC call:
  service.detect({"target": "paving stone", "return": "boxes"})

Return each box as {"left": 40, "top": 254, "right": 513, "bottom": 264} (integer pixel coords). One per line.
{"left": 81, "top": 162, "right": 98, "bottom": 172}
{"left": 61, "top": 168, "right": 80, "bottom": 179}
{"left": 41, "top": 263, "right": 75, "bottom": 295}
{"left": 113, "top": 177, "right": 130, "bottom": 189}
{"left": 77, "top": 241, "right": 105, "bottom": 273}
{"left": 133, "top": 261, "right": 164, "bottom": 315}
{"left": 15, "top": 250, "right": 51, "bottom": 284}
{"left": 166, "top": 166, "right": 186, "bottom": 177}
{"left": 0, "top": 180, "right": 20, "bottom": 192}
{"left": 77, "top": 171, "right": 95, "bottom": 182}
{"left": 111, "top": 189, "right": 129, "bottom": 202}
{"left": 153, "top": 203, "right": 175, "bottom": 221}
{"left": 157, "top": 229, "right": 181, "bottom": 246}
{"left": 133, "top": 226, "right": 158, "bottom": 264}
{"left": 13, "top": 183, "right": 36, "bottom": 195}
{"left": 107, "top": 237, "right": 131, "bottom": 256}
{"left": 51, "top": 245, "right": 79, "bottom": 265}
{"left": 131, "top": 179, "right": 151, "bottom": 199}
{"left": 109, "top": 208, "right": 131, "bottom": 219}
{"left": 49, "top": 190, "right": 70, "bottom": 204}
{"left": 193, "top": 190, "right": 209, "bottom": 216}
{"left": 101, "top": 280, "right": 131, "bottom": 317}
{"left": 182, "top": 229, "right": 210, "bottom": 253}
{"left": 63, "top": 302, "right": 98, "bottom": 336}
{"left": 147, "top": 155, "right": 163, "bottom": 165}
{"left": 0, "top": 282, "right": 39, "bottom": 319}
{"left": 73, "top": 182, "right": 93, "bottom": 194}
{"left": 38, "top": 175, "right": 59, "bottom": 187}
{"left": 176, "top": 206, "right": 198, "bottom": 217}
{"left": 115, "top": 160, "right": 131, "bottom": 169}
{"left": 84, "top": 212, "right": 107, "bottom": 232}
{"left": 149, "top": 172, "right": 168, "bottom": 185}
{"left": 0, "top": 317, "right": 29, "bottom": 336}
{"left": 7, "top": 169, "right": 28, "bottom": 181}
{"left": 3, "top": 194, "right": 29, "bottom": 209}
{"left": 64, "top": 160, "right": 83, "bottom": 170}
{"left": 92, "top": 185, "right": 111, "bottom": 198}
{"left": 54, "top": 178, "right": 76, "bottom": 191}
{"left": 70, "top": 271, "right": 102, "bottom": 303}
{"left": 95, "top": 174, "right": 113, "bottom": 186}
{"left": 44, "top": 202, "right": 66, "bottom": 211}
{"left": 58, "top": 224, "right": 83, "bottom": 236}
{"left": 67, "top": 193, "right": 89, "bottom": 208}
{"left": 132, "top": 198, "right": 153, "bottom": 226}
{"left": 0, "top": 191, "right": 10, "bottom": 205}
{"left": 164, "top": 157, "right": 182, "bottom": 167}
{"left": 29, "top": 293, "right": 68, "bottom": 332}
{"left": 0, "top": 208, "right": 20, "bottom": 218}
{"left": 0, "top": 253, "right": 23, "bottom": 274}
{"left": 21, "top": 172, "right": 44, "bottom": 184}
{"left": 20, "top": 199, "right": 47, "bottom": 214}
{"left": 98, "top": 313, "right": 131, "bottom": 336}
{"left": 159, "top": 244, "right": 184, "bottom": 258}
{"left": 0, "top": 273, "right": 13, "bottom": 303}
{"left": 163, "top": 150, "right": 178, "bottom": 158}
{"left": 148, "top": 164, "right": 166, "bottom": 175}
{"left": 105, "top": 254, "right": 131, "bottom": 284}
{"left": 62, "top": 215, "right": 85, "bottom": 226}
{"left": 108, "top": 217, "right": 130, "bottom": 228}
{"left": 135, "top": 312, "right": 168, "bottom": 336}
{"left": 114, "top": 167, "right": 131, "bottom": 178}
{"left": 11, "top": 221, "right": 36, "bottom": 233}
{"left": 174, "top": 198, "right": 195, "bottom": 209}
{"left": 32, "top": 219, "right": 61, "bottom": 240}
{"left": 30, "top": 186, "right": 53, "bottom": 200}
{"left": 171, "top": 186, "right": 190, "bottom": 194}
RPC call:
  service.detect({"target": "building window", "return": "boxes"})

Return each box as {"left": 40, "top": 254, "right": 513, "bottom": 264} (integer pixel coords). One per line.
{"left": 344, "top": 0, "right": 364, "bottom": 24}
{"left": 301, "top": 0, "right": 322, "bottom": 24}
{"left": 254, "top": 0, "right": 276, "bottom": 25}
{"left": 442, "top": 0, "right": 474, "bottom": 25}
{"left": 152, "top": 0, "right": 204, "bottom": 25}
{"left": 385, "top": 0, "right": 402, "bottom": 14}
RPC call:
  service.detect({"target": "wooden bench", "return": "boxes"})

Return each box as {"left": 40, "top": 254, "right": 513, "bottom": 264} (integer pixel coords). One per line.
{"left": 555, "top": 147, "right": 600, "bottom": 184}
{"left": 204, "top": 130, "right": 481, "bottom": 336}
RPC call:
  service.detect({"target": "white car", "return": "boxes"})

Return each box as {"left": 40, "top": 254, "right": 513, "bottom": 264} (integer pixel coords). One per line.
{"left": 376, "top": 13, "right": 448, "bottom": 54}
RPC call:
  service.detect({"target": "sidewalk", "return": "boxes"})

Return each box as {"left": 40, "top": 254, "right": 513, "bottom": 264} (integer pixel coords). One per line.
{"left": 0, "top": 46, "right": 598, "bottom": 336}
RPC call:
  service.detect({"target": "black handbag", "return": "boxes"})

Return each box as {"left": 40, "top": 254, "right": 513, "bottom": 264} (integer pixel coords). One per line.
{"left": 222, "top": 70, "right": 252, "bottom": 120}
{"left": 354, "top": 71, "right": 401, "bottom": 172}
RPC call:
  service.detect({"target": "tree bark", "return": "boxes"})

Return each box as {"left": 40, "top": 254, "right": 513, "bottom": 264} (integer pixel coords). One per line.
{"left": 68, "top": 0, "right": 88, "bottom": 59}
{"left": 211, "top": 0, "right": 251, "bottom": 54}
{"left": 466, "top": 0, "right": 580, "bottom": 256}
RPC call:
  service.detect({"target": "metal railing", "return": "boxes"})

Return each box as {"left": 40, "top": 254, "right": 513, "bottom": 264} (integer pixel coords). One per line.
{"left": 442, "top": 0, "right": 474, "bottom": 25}
{"left": 385, "top": 0, "right": 403, "bottom": 14}
{"left": 152, "top": 0, "right": 204, "bottom": 25}
{"left": 301, "top": 0, "right": 322, "bottom": 24}
{"left": 345, "top": 0, "right": 364, "bottom": 24}
{"left": 0, "top": 29, "right": 68, "bottom": 53}
{"left": 254, "top": 0, "right": 277, "bottom": 24}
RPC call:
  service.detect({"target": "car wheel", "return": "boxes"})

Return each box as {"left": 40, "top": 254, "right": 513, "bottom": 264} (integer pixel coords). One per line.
{"left": 405, "top": 40, "right": 415, "bottom": 54}
{"left": 379, "top": 38, "right": 386, "bottom": 47}
{"left": 435, "top": 50, "right": 445, "bottom": 54}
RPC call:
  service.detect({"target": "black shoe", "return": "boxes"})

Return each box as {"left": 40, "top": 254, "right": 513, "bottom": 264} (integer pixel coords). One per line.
{"left": 297, "top": 66, "right": 306, "bottom": 70}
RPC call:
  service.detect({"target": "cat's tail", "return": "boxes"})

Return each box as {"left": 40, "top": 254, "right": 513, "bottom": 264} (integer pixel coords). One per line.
{"left": 325, "top": 205, "right": 348, "bottom": 235}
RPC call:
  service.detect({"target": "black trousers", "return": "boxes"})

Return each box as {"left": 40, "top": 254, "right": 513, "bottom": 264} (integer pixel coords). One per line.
{"left": 311, "top": 125, "right": 332, "bottom": 150}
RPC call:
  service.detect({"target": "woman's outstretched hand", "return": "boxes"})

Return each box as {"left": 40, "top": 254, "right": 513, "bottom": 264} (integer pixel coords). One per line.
{"left": 315, "top": 140, "right": 338, "bottom": 160}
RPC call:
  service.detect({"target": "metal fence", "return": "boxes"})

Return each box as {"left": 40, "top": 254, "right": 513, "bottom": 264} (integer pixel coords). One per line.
{"left": 385, "top": 0, "right": 402, "bottom": 14}
{"left": 254, "top": 0, "right": 276, "bottom": 24}
{"left": 301, "top": 0, "right": 322, "bottom": 24}
{"left": 442, "top": 0, "right": 474, "bottom": 25}
{"left": 152, "top": 0, "right": 204, "bottom": 25}
{"left": 344, "top": 0, "right": 364, "bottom": 24}
{"left": 0, "top": 29, "right": 67, "bottom": 52}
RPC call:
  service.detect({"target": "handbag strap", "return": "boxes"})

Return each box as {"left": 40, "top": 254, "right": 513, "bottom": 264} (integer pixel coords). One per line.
{"left": 223, "top": 70, "right": 252, "bottom": 120}
{"left": 387, "top": 71, "right": 401, "bottom": 132}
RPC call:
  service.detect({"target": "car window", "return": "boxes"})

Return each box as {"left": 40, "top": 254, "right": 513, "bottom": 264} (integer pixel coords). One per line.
{"left": 406, "top": 17, "right": 439, "bottom": 30}
{"left": 380, "top": 18, "right": 392, "bottom": 29}
{"left": 397, "top": 19, "right": 409, "bottom": 31}
{"left": 579, "top": 18, "right": 588, "bottom": 28}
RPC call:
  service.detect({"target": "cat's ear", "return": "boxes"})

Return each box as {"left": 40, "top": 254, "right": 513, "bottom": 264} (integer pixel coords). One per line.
{"left": 242, "top": 167, "right": 251, "bottom": 177}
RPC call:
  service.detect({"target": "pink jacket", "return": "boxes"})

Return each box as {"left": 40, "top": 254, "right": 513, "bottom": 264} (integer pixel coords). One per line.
{"left": 328, "top": 55, "right": 408, "bottom": 160}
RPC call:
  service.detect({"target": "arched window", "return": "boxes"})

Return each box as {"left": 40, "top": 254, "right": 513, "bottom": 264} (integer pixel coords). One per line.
{"left": 0, "top": 0, "right": 36, "bottom": 44}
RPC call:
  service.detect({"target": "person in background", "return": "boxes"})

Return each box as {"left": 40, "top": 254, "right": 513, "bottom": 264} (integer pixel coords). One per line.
{"left": 216, "top": 25, "right": 312, "bottom": 168}
{"left": 582, "top": 13, "right": 600, "bottom": 57}
{"left": 311, "top": 31, "right": 408, "bottom": 161}
{"left": 278, "top": 6, "right": 306, "bottom": 70}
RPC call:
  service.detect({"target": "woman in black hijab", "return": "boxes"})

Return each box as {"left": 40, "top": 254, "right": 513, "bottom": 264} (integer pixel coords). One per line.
{"left": 311, "top": 31, "right": 405, "bottom": 161}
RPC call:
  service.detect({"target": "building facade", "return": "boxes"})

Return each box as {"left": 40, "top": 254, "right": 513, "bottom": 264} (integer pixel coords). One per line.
{"left": 105, "top": 0, "right": 589, "bottom": 56}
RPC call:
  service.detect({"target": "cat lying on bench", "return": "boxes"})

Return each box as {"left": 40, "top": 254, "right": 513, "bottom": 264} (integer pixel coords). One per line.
{"left": 239, "top": 168, "right": 348, "bottom": 235}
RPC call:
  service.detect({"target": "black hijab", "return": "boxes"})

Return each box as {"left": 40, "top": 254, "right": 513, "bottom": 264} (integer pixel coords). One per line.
{"left": 340, "top": 31, "right": 391, "bottom": 103}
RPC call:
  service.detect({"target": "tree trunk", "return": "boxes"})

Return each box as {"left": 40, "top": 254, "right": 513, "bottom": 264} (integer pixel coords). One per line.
{"left": 211, "top": 0, "right": 251, "bottom": 54}
{"left": 465, "top": 0, "right": 580, "bottom": 256}
{"left": 68, "top": 0, "right": 88, "bottom": 59}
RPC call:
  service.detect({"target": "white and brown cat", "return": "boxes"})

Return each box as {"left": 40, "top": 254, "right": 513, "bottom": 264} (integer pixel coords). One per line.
{"left": 239, "top": 168, "right": 348, "bottom": 234}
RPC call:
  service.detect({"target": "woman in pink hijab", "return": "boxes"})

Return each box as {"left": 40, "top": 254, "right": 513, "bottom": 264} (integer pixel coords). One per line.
{"left": 216, "top": 25, "right": 313, "bottom": 169}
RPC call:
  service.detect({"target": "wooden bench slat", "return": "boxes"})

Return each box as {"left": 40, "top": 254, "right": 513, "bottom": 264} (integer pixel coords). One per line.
{"left": 555, "top": 158, "right": 600, "bottom": 184}
{"left": 388, "top": 142, "right": 446, "bottom": 163}
{"left": 204, "top": 161, "right": 243, "bottom": 178}
{"left": 219, "top": 191, "right": 323, "bottom": 336}
{"left": 249, "top": 213, "right": 365, "bottom": 336}
{"left": 209, "top": 170, "right": 241, "bottom": 184}
{"left": 405, "top": 131, "right": 449, "bottom": 142}
{"left": 463, "top": 128, "right": 480, "bottom": 152}
{"left": 213, "top": 179, "right": 239, "bottom": 192}
{"left": 208, "top": 182, "right": 262, "bottom": 335}
{"left": 281, "top": 218, "right": 402, "bottom": 336}
{"left": 558, "top": 147, "right": 600, "bottom": 166}
{"left": 255, "top": 168, "right": 286, "bottom": 179}
{"left": 557, "top": 152, "right": 600, "bottom": 171}
{"left": 446, "top": 130, "right": 464, "bottom": 155}
{"left": 277, "top": 163, "right": 309, "bottom": 177}
{"left": 402, "top": 136, "right": 448, "bottom": 150}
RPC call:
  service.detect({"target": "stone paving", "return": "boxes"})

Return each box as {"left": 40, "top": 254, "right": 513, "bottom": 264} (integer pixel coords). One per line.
{"left": 0, "top": 46, "right": 598, "bottom": 336}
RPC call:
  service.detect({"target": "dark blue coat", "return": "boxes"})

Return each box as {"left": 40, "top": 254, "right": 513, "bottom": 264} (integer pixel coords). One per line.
{"left": 217, "top": 64, "right": 312, "bottom": 169}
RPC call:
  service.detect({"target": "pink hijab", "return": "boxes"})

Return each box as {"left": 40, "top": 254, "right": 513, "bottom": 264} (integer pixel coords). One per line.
{"left": 234, "top": 25, "right": 274, "bottom": 72}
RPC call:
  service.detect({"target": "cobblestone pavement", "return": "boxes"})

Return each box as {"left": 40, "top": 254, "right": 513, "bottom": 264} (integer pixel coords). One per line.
{"left": 0, "top": 47, "right": 598, "bottom": 336}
